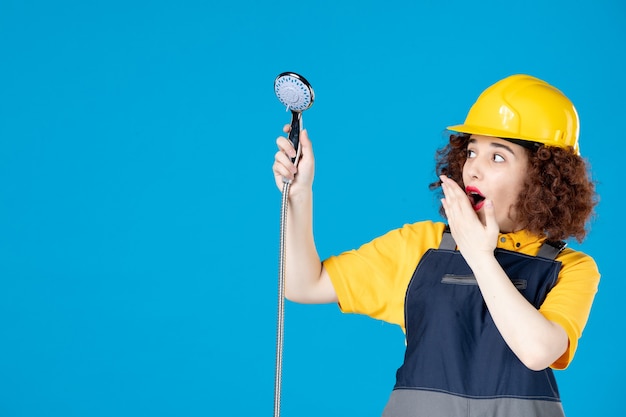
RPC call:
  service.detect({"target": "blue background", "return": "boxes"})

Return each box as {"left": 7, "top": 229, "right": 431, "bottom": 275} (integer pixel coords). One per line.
{"left": 0, "top": 0, "right": 624, "bottom": 415}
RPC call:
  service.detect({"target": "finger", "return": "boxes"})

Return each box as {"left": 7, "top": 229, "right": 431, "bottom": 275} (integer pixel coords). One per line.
{"left": 483, "top": 199, "right": 499, "bottom": 233}
{"left": 276, "top": 136, "right": 297, "bottom": 160}
{"left": 440, "top": 175, "right": 465, "bottom": 199}
{"left": 440, "top": 197, "right": 451, "bottom": 220}
{"left": 273, "top": 158, "right": 296, "bottom": 183}
{"left": 299, "top": 129, "right": 313, "bottom": 156}
{"left": 440, "top": 177, "right": 462, "bottom": 214}
{"left": 274, "top": 150, "right": 297, "bottom": 174}
{"left": 439, "top": 180, "right": 453, "bottom": 220}
{"left": 283, "top": 124, "right": 291, "bottom": 134}
{"left": 441, "top": 176, "right": 473, "bottom": 215}
{"left": 291, "top": 129, "right": 314, "bottom": 172}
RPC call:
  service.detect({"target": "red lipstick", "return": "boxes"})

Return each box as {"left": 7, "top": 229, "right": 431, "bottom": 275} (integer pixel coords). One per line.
{"left": 466, "top": 186, "right": 486, "bottom": 211}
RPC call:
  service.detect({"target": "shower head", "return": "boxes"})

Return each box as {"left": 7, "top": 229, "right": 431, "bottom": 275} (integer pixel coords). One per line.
{"left": 273, "top": 72, "right": 315, "bottom": 168}
{"left": 274, "top": 72, "right": 315, "bottom": 112}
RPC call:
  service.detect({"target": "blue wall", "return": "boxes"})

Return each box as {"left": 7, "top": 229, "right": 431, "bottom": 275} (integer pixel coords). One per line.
{"left": 0, "top": 0, "right": 623, "bottom": 415}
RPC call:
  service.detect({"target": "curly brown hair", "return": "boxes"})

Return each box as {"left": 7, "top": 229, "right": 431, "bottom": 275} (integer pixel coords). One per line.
{"left": 429, "top": 134, "right": 598, "bottom": 242}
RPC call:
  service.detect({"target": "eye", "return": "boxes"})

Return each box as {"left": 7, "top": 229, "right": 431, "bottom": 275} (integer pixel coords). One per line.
{"left": 467, "top": 149, "right": 476, "bottom": 158}
{"left": 493, "top": 154, "right": 505, "bottom": 162}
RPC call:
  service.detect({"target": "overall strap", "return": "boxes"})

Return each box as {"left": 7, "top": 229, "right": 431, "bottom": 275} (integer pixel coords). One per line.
{"left": 438, "top": 225, "right": 567, "bottom": 260}
{"left": 536, "top": 239, "right": 567, "bottom": 260}
{"left": 438, "top": 225, "right": 456, "bottom": 250}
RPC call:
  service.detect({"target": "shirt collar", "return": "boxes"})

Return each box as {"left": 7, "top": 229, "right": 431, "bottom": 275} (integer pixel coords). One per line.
{"left": 496, "top": 229, "right": 545, "bottom": 254}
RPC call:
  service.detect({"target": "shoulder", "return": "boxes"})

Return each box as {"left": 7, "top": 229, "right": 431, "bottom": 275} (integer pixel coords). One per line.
{"left": 364, "top": 220, "right": 446, "bottom": 253}
{"left": 394, "top": 220, "right": 446, "bottom": 242}
{"left": 332, "top": 220, "right": 446, "bottom": 264}
{"left": 555, "top": 247, "right": 600, "bottom": 289}
{"left": 557, "top": 247, "right": 599, "bottom": 271}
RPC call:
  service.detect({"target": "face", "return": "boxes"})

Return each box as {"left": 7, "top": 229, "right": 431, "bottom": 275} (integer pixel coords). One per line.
{"left": 462, "top": 135, "right": 530, "bottom": 233}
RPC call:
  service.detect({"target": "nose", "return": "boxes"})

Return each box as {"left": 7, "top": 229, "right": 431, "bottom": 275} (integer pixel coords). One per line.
{"left": 465, "top": 155, "right": 484, "bottom": 180}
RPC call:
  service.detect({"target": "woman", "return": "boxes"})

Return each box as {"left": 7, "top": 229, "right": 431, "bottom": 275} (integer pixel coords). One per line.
{"left": 272, "top": 74, "right": 599, "bottom": 416}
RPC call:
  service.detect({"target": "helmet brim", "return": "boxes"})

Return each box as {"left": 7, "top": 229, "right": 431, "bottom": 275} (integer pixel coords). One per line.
{"left": 446, "top": 124, "right": 537, "bottom": 142}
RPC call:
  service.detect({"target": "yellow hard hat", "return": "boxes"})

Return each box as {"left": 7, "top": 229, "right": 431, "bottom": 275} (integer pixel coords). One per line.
{"left": 447, "top": 74, "right": 580, "bottom": 154}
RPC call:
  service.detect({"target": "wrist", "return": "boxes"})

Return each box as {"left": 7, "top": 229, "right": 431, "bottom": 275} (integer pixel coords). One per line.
{"left": 465, "top": 250, "right": 498, "bottom": 273}
{"left": 288, "top": 187, "right": 313, "bottom": 206}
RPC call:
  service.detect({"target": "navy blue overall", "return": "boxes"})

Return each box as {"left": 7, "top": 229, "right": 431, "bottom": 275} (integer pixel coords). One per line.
{"left": 382, "top": 228, "right": 567, "bottom": 417}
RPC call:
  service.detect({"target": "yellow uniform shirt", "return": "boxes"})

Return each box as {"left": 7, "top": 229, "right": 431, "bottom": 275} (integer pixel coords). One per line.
{"left": 323, "top": 220, "right": 600, "bottom": 369}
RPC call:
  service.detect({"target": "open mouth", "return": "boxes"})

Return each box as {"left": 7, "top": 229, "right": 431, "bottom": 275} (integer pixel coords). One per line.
{"left": 466, "top": 186, "right": 486, "bottom": 211}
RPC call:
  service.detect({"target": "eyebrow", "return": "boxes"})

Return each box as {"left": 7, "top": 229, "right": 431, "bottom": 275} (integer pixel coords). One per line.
{"left": 468, "top": 138, "right": 516, "bottom": 155}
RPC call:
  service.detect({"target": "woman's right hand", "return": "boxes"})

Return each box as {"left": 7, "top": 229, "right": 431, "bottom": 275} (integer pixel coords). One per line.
{"left": 272, "top": 124, "right": 315, "bottom": 194}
